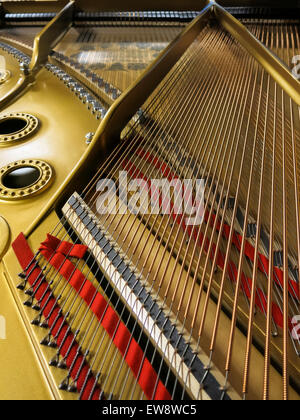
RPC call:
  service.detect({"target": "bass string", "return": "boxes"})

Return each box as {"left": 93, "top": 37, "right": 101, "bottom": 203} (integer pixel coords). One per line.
{"left": 185, "top": 22, "right": 264, "bottom": 341}
{"left": 285, "top": 19, "right": 300, "bottom": 303}
{"left": 75, "top": 27, "right": 225, "bottom": 398}
{"left": 242, "top": 57, "right": 271, "bottom": 397}
{"left": 263, "top": 52, "right": 278, "bottom": 401}
{"left": 206, "top": 60, "right": 261, "bottom": 395}
{"left": 245, "top": 20, "right": 300, "bottom": 67}
{"left": 206, "top": 23, "right": 298, "bottom": 370}
{"left": 191, "top": 46, "right": 260, "bottom": 402}
{"left": 45, "top": 27, "right": 213, "bottom": 398}
{"left": 219, "top": 55, "right": 267, "bottom": 394}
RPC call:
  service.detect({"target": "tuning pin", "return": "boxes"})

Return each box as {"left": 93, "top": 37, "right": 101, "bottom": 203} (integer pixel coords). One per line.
{"left": 20, "top": 62, "right": 30, "bottom": 76}
{"left": 103, "top": 82, "right": 109, "bottom": 94}
{"left": 85, "top": 132, "right": 94, "bottom": 145}
{"left": 111, "top": 88, "right": 119, "bottom": 100}
{"left": 97, "top": 77, "right": 104, "bottom": 87}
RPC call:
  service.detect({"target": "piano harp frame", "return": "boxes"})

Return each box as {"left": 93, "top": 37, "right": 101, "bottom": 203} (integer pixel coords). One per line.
{"left": 2, "top": 0, "right": 299, "bottom": 400}
{"left": 0, "top": 1, "right": 75, "bottom": 110}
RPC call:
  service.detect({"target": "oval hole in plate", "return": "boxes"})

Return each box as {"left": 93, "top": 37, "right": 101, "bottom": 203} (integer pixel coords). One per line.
{"left": 0, "top": 117, "right": 28, "bottom": 135}
{"left": 2, "top": 166, "right": 41, "bottom": 189}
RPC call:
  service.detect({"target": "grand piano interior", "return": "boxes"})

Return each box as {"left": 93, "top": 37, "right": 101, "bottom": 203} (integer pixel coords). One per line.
{"left": 0, "top": 0, "right": 299, "bottom": 401}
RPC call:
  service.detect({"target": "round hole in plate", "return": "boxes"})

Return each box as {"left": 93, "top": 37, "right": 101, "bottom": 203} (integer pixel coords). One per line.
{"left": 0, "top": 117, "right": 28, "bottom": 135}
{"left": 2, "top": 166, "right": 41, "bottom": 189}
{"left": 0, "top": 113, "right": 39, "bottom": 145}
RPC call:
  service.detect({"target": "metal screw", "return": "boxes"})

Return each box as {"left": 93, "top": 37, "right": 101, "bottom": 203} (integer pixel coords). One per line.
{"left": 20, "top": 62, "right": 30, "bottom": 76}
{"left": 85, "top": 132, "right": 94, "bottom": 145}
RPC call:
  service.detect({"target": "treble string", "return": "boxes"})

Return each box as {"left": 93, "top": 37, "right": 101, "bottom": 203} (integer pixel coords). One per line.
{"left": 47, "top": 66, "right": 189, "bottom": 390}
{"left": 99, "top": 27, "right": 243, "bottom": 400}
{"left": 139, "top": 30, "right": 256, "bottom": 401}
{"left": 165, "top": 34, "right": 257, "bottom": 401}
{"left": 98, "top": 29, "right": 226, "bottom": 400}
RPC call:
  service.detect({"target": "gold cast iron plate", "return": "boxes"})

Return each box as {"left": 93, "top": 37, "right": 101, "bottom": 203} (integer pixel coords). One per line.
{"left": 0, "top": 69, "right": 11, "bottom": 85}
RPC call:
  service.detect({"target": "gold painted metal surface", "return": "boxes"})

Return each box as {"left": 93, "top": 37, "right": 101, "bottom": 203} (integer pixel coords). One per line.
{"left": 0, "top": 51, "right": 25, "bottom": 97}
{"left": 0, "top": 216, "right": 10, "bottom": 259}
{"left": 2, "top": 209, "right": 144, "bottom": 400}
{"left": 0, "top": 27, "right": 43, "bottom": 50}
{"left": 0, "top": 70, "right": 10, "bottom": 84}
{"left": 0, "top": 73, "right": 29, "bottom": 111}
{"left": 0, "top": 265, "right": 55, "bottom": 400}
{"left": 0, "top": 211, "right": 68, "bottom": 400}
{"left": 0, "top": 64, "right": 99, "bottom": 247}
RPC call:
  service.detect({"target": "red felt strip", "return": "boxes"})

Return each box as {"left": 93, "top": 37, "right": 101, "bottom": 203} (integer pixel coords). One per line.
{"left": 135, "top": 147, "right": 299, "bottom": 300}
{"left": 122, "top": 155, "right": 295, "bottom": 332}
{"left": 12, "top": 233, "right": 101, "bottom": 400}
{"left": 39, "top": 235, "right": 171, "bottom": 401}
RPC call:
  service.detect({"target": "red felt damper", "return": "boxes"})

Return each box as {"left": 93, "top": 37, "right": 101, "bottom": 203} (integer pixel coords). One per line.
{"left": 12, "top": 233, "right": 101, "bottom": 400}
{"left": 39, "top": 234, "right": 171, "bottom": 401}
